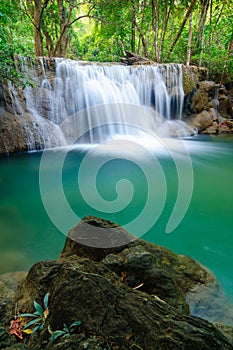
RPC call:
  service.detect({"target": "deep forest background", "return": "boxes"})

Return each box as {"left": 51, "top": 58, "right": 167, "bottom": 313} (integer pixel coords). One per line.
{"left": 0, "top": 0, "right": 232, "bottom": 86}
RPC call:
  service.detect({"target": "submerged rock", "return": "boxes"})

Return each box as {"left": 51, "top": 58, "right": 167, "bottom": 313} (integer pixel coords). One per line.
{"left": 1, "top": 216, "right": 233, "bottom": 349}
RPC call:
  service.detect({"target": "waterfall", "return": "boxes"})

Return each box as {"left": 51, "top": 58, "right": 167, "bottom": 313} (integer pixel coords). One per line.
{"left": 1, "top": 58, "right": 195, "bottom": 152}
{"left": 54, "top": 60, "right": 184, "bottom": 122}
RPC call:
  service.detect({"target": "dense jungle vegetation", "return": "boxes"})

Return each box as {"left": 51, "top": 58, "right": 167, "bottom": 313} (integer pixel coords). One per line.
{"left": 0, "top": 0, "right": 232, "bottom": 85}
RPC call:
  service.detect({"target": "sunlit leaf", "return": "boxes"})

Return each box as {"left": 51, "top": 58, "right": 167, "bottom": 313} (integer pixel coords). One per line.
{"left": 43, "top": 308, "right": 49, "bottom": 319}
{"left": 22, "top": 328, "right": 32, "bottom": 334}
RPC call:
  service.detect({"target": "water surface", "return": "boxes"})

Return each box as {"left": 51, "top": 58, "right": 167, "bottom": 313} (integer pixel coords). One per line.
{"left": 0, "top": 135, "right": 232, "bottom": 302}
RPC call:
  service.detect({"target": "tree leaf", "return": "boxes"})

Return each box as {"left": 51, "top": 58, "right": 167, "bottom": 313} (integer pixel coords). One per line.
{"left": 23, "top": 317, "right": 42, "bottom": 329}
{"left": 22, "top": 328, "right": 33, "bottom": 334}
{"left": 31, "top": 322, "right": 44, "bottom": 334}
{"left": 63, "top": 324, "right": 69, "bottom": 333}
{"left": 43, "top": 308, "right": 49, "bottom": 319}
{"left": 43, "top": 292, "right": 49, "bottom": 309}
{"left": 70, "top": 321, "right": 81, "bottom": 329}
{"left": 34, "top": 301, "right": 44, "bottom": 316}
{"left": 34, "top": 311, "right": 42, "bottom": 316}
{"left": 19, "top": 313, "right": 37, "bottom": 317}
{"left": 49, "top": 330, "right": 66, "bottom": 341}
{"left": 31, "top": 324, "right": 41, "bottom": 334}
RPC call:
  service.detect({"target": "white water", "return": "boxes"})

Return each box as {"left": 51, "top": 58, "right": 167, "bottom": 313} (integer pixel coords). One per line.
{"left": 10, "top": 59, "right": 195, "bottom": 149}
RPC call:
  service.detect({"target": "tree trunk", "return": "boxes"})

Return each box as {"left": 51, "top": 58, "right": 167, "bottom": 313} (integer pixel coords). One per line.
{"left": 152, "top": 0, "right": 160, "bottom": 62}
{"left": 42, "top": 27, "right": 54, "bottom": 57}
{"left": 159, "top": 0, "right": 172, "bottom": 61}
{"left": 199, "top": 0, "right": 209, "bottom": 66}
{"left": 131, "top": 0, "right": 148, "bottom": 57}
{"left": 165, "top": 0, "right": 197, "bottom": 61}
{"left": 34, "top": 0, "right": 43, "bottom": 56}
{"left": 221, "top": 32, "right": 233, "bottom": 84}
{"left": 131, "top": 5, "right": 136, "bottom": 52}
{"left": 186, "top": 12, "right": 193, "bottom": 65}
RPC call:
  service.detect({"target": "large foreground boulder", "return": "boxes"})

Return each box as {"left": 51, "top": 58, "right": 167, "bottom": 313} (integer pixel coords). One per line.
{"left": 1, "top": 216, "right": 233, "bottom": 349}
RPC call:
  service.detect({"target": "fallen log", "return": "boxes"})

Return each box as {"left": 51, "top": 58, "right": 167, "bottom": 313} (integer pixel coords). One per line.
{"left": 120, "top": 50, "right": 154, "bottom": 65}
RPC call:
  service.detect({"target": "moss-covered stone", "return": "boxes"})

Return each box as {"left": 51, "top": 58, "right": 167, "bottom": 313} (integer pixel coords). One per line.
{"left": 0, "top": 216, "right": 229, "bottom": 349}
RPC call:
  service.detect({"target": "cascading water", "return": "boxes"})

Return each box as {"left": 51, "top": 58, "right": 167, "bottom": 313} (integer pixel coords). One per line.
{"left": 2, "top": 58, "right": 195, "bottom": 151}
{"left": 53, "top": 60, "right": 184, "bottom": 122}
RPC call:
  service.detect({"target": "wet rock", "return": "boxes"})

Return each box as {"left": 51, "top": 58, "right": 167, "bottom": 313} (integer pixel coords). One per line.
{"left": 182, "top": 66, "right": 207, "bottom": 95}
{"left": 102, "top": 245, "right": 189, "bottom": 313}
{"left": 0, "top": 272, "right": 26, "bottom": 327}
{"left": 190, "top": 81, "right": 216, "bottom": 113}
{"left": 186, "top": 281, "right": 233, "bottom": 326}
{"left": 3, "top": 346, "right": 29, "bottom": 350}
{"left": 208, "top": 98, "right": 219, "bottom": 110}
{"left": 0, "top": 327, "right": 15, "bottom": 349}
{"left": 18, "top": 258, "right": 233, "bottom": 349}
{"left": 184, "top": 79, "right": 233, "bottom": 132}
{"left": 1, "top": 217, "right": 233, "bottom": 349}
{"left": 46, "top": 334, "right": 103, "bottom": 350}
{"left": 219, "top": 121, "right": 232, "bottom": 133}
{"left": 200, "top": 81, "right": 216, "bottom": 92}
{"left": 225, "top": 120, "right": 233, "bottom": 131}
{"left": 201, "top": 121, "right": 219, "bottom": 134}
{"left": 187, "top": 110, "right": 213, "bottom": 131}
{"left": 214, "top": 324, "right": 233, "bottom": 345}
{"left": 60, "top": 216, "right": 136, "bottom": 259}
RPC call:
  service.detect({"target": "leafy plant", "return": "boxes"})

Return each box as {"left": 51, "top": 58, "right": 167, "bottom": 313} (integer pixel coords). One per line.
{"left": 49, "top": 321, "right": 81, "bottom": 341}
{"left": 20, "top": 292, "right": 49, "bottom": 334}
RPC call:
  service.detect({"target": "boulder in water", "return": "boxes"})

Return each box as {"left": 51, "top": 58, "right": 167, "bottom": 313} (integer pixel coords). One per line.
{"left": 0, "top": 216, "right": 231, "bottom": 349}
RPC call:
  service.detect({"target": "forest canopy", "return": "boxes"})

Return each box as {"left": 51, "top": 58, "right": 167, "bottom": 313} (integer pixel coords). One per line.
{"left": 0, "top": 0, "right": 232, "bottom": 84}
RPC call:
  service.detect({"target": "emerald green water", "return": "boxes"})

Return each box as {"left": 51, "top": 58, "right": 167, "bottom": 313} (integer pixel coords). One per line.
{"left": 0, "top": 135, "right": 233, "bottom": 302}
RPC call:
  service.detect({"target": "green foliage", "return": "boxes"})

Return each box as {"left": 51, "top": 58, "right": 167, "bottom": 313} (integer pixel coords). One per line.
{"left": 0, "top": 0, "right": 33, "bottom": 85}
{"left": 49, "top": 321, "right": 81, "bottom": 341}
{"left": 20, "top": 293, "right": 49, "bottom": 334}
{"left": 0, "top": 0, "right": 232, "bottom": 84}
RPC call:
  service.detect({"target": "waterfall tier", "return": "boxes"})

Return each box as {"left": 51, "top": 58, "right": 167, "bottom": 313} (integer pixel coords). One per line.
{"left": 0, "top": 59, "right": 196, "bottom": 153}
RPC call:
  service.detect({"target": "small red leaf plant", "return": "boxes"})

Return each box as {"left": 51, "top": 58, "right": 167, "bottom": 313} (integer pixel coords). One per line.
{"left": 9, "top": 292, "right": 49, "bottom": 340}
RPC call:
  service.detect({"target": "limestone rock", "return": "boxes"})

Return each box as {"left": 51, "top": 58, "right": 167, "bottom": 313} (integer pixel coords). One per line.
{"left": 201, "top": 121, "right": 219, "bottom": 134}
{"left": 182, "top": 66, "right": 207, "bottom": 95}
{"left": 208, "top": 98, "right": 219, "bottom": 110}
{"left": 225, "top": 120, "right": 233, "bottom": 132}
{"left": 185, "top": 80, "right": 233, "bottom": 126}
{"left": 190, "top": 81, "right": 216, "bottom": 113}
{"left": 188, "top": 110, "right": 213, "bottom": 131}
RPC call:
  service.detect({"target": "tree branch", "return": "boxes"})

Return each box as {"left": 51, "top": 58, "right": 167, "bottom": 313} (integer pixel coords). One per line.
{"left": 165, "top": 0, "right": 197, "bottom": 61}
{"left": 53, "top": 4, "right": 96, "bottom": 56}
